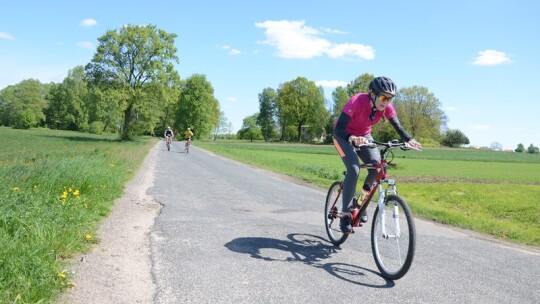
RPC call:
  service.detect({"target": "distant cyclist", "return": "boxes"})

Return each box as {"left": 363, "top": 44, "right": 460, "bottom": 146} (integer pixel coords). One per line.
{"left": 333, "top": 76, "right": 422, "bottom": 233}
{"left": 184, "top": 127, "right": 193, "bottom": 141}
{"left": 164, "top": 126, "right": 174, "bottom": 146}
{"left": 184, "top": 127, "right": 194, "bottom": 151}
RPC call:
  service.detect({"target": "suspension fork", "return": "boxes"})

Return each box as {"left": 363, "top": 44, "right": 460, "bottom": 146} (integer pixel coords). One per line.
{"left": 377, "top": 179, "right": 399, "bottom": 238}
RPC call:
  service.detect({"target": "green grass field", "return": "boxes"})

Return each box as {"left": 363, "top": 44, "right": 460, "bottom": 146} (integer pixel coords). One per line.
{"left": 0, "top": 127, "right": 157, "bottom": 303}
{"left": 195, "top": 140, "right": 540, "bottom": 248}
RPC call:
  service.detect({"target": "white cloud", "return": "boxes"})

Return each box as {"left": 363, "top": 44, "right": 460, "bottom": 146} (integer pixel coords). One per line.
{"left": 326, "top": 43, "right": 374, "bottom": 59}
{"left": 315, "top": 80, "right": 347, "bottom": 88}
{"left": 321, "top": 27, "right": 347, "bottom": 35}
{"left": 76, "top": 41, "right": 94, "bottom": 49}
{"left": 80, "top": 18, "right": 97, "bottom": 28}
{"left": 220, "top": 45, "right": 241, "bottom": 56}
{"left": 0, "top": 32, "right": 14, "bottom": 40}
{"left": 255, "top": 20, "right": 374, "bottom": 60}
{"left": 472, "top": 50, "right": 511, "bottom": 66}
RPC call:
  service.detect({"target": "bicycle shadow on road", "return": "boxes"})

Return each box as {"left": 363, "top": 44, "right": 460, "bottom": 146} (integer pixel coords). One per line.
{"left": 224, "top": 233, "right": 395, "bottom": 288}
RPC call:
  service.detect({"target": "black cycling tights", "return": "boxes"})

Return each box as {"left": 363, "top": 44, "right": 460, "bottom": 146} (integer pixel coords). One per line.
{"left": 333, "top": 135, "right": 380, "bottom": 213}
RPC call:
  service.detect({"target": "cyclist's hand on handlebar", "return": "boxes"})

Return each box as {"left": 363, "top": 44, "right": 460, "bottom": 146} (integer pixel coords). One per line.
{"left": 406, "top": 139, "right": 422, "bottom": 150}
{"left": 349, "top": 135, "right": 369, "bottom": 147}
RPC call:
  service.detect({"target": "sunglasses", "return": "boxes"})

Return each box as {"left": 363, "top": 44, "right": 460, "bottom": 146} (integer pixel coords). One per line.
{"left": 378, "top": 94, "right": 393, "bottom": 102}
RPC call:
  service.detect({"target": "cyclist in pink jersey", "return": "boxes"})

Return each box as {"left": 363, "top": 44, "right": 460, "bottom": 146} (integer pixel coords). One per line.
{"left": 333, "top": 76, "right": 422, "bottom": 233}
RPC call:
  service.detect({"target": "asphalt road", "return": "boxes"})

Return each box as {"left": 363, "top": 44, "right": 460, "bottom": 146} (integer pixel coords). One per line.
{"left": 148, "top": 141, "right": 539, "bottom": 304}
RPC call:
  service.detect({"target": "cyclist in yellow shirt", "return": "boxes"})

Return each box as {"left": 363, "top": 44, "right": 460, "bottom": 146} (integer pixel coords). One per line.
{"left": 184, "top": 128, "right": 194, "bottom": 153}
{"left": 184, "top": 127, "right": 193, "bottom": 139}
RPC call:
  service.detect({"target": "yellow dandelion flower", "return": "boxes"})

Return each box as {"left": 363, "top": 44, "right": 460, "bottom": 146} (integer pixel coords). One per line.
{"left": 85, "top": 234, "right": 92, "bottom": 240}
{"left": 68, "top": 187, "right": 73, "bottom": 193}
{"left": 12, "top": 187, "right": 19, "bottom": 192}
{"left": 60, "top": 191, "right": 68, "bottom": 200}
{"left": 73, "top": 189, "right": 80, "bottom": 197}
{"left": 58, "top": 272, "right": 67, "bottom": 280}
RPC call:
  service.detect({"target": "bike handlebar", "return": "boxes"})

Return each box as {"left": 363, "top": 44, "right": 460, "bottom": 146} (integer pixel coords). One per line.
{"left": 353, "top": 140, "right": 422, "bottom": 151}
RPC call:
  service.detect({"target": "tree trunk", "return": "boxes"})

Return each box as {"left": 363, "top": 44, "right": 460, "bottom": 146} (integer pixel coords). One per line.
{"left": 122, "top": 104, "right": 133, "bottom": 140}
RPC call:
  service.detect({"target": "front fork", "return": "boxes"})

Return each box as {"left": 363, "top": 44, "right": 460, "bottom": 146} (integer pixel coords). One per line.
{"left": 377, "top": 179, "right": 400, "bottom": 239}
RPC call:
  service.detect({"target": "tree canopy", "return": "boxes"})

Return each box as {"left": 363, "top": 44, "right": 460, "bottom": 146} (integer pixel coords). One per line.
{"left": 175, "top": 74, "right": 220, "bottom": 139}
{"left": 257, "top": 88, "right": 278, "bottom": 141}
{"left": 85, "top": 24, "right": 180, "bottom": 139}
{"left": 0, "top": 79, "right": 48, "bottom": 129}
{"left": 277, "top": 77, "right": 329, "bottom": 142}
{"left": 393, "top": 86, "right": 447, "bottom": 140}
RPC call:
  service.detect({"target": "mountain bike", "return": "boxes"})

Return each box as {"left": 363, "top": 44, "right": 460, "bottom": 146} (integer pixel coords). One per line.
{"left": 324, "top": 140, "right": 420, "bottom": 280}
{"left": 165, "top": 136, "right": 172, "bottom": 151}
{"left": 184, "top": 138, "right": 191, "bottom": 154}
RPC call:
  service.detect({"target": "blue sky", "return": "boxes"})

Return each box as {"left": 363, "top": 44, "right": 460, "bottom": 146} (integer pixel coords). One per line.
{"left": 1, "top": 0, "right": 539, "bottom": 150}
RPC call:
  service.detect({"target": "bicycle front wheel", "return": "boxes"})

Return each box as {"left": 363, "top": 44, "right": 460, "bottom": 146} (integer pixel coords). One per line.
{"left": 324, "top": 181, "right": 348, "bottom": 245}
{"left": 371, "top": 194, "right": 416, "bottom": 280}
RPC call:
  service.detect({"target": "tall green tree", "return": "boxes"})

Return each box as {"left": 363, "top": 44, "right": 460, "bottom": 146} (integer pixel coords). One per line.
{"left": 393, "top": 86, "right": 447, "bottom": 140}
{"left": 257, "top": 87, "right": 278, "bottom": 141}
{"left": 0, "top": 79, "right": 47, "bottom": 128}
{"left": 0, "top": 86, "right": 15, "bottom": 125}
{"left": 175, "top": 74, "right": 220, "bottom": 139}
{"left": 441, "top": 129, "right": 469, "bottom": 147}
{"left": 85, "top": 86, "right": 121, "bottom": 133}
{"left": 45, "top": 83, "right": 66, "bottom": 129}
{"left": 527, "top": 144, "right": 539, "bottom": 154}
{"left": 277, "top": 77, "right": 329, "bottom": 142}
{"left": 45, "top": 66, "right": 89, "bottom": 130}
{"left": 237, "top": 114, "right": 262, "bottom": 141}
{"left": 85, "top": 24, "right": 180, "bottom": 139}
{"left": 346, "top": 73, "right": 373, "bottom": 97}
{"left": 331, "top": 86, "right": 349, "bottom": 118}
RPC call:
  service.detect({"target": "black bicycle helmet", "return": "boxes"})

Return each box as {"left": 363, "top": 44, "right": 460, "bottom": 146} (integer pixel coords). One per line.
{"left": 369, "top": 76, "right": 397, "bottom": 96}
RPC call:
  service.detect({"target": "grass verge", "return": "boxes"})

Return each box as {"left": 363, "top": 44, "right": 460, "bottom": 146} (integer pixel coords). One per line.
{"left": 0, "top": 127, "right": 157, "bottom": 303}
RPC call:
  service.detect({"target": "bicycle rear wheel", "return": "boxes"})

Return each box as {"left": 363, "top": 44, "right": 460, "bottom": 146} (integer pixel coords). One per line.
{"left": 324, "top": 181, "right": 349, "bottom": 245}
{"left": 371, "top": 194, "right": 416, "bottom": 280}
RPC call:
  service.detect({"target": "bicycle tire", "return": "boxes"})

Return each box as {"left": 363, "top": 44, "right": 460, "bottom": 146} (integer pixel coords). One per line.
{"left": 324, "top": 181, "right": 349, "bottom": 245}
{"left": 371, "top": 194, "right": 416, "bottom": 280}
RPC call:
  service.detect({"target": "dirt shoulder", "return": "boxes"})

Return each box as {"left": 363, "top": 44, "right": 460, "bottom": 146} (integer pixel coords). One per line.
{"left": 56, "top": 144, "right": 161, "bottom": 304}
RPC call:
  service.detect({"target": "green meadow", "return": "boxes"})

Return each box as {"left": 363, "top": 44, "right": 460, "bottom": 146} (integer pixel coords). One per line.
{"left": 196, "top": 140, "right": 540, "bottom": 248}
{"left": 0, "top": 127, "right": 157, "bottom": 303}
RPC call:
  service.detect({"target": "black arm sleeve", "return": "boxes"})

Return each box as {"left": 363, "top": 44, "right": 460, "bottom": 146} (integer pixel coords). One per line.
{"left": 333, "top": 112, "right": 351, "bottom": 141}
{"left": 388, "top": 116, "right": 413, "bottom": 142}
